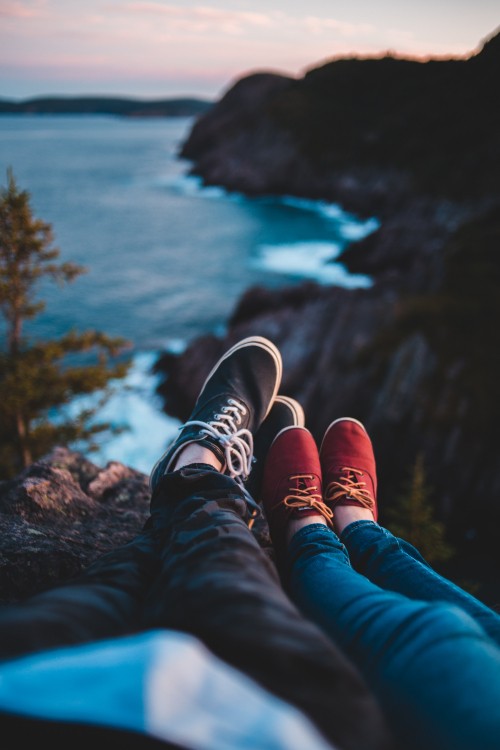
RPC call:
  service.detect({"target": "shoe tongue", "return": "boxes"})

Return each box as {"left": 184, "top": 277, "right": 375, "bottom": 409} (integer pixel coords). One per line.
{"left": 297, "top": 476, "right": 309, "bottom": 491}
{"left": 292, "top": 474, "right": 313, "bottom": 493}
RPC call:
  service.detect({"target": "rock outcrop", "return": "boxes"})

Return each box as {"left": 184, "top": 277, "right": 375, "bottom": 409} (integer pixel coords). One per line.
{"left": 0, "top": 447, "right": 272, "bottom": 604}
{"left": 0, "top": 448, "right": 150, "bottom": 603}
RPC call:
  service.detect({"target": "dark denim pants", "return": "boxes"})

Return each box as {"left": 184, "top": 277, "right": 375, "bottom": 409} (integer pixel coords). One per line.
{"left": 0, "top": 467, "right": 390, "bottom": 750}
{"left": 287, "top": 520, "right": 500, "bottom": 750}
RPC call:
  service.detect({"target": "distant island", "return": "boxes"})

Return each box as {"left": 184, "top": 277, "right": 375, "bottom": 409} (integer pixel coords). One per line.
{"left": 0, "top": 96, "right": 213, "bottom": 118}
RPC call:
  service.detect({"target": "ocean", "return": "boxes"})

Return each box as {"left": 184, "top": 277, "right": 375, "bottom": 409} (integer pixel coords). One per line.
{"left": 0, "top": 115, "right": 378, "bottom": 472}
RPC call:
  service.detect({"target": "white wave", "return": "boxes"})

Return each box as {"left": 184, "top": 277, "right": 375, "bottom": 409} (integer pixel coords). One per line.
{"left": 156, "top": 172, "right": 378, "bottom": 286}
{"left": 162, "top": 338, "right": 187, "bottom": 355}
{"left": 337, "top": 217, "right": 379, "bottom": 241}
{"left": 61, "top": 350, "right": 181, "bottom": 474}
{"left": 251, "top": 241, "right": 372, "bottom": 288}
{"left": 157, "top": 172, "right": 380, "bottom": 242}
{"left": 278, "top": 194, "right": 343, "bottom": 218}
{"left": 155, "top": 171, "right": 239, "bottom": 201}
{"left": 277, "top": 195, "right": 380, "bottom": 239}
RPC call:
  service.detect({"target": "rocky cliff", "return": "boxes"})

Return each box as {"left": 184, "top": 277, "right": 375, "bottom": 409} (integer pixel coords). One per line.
{"left": 155, "top": 29, "right": 500, "bottom": 603}
{"left": 180, "top": 29, "right": 500, "bottom": 213}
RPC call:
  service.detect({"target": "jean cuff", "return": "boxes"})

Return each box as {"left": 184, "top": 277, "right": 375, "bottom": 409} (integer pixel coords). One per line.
{"left": 340, "top": 519, "right": 379, "bottom": 545}
{"left": 151, "top": 463, "right": 245, "bottom": 512}
{"left": 287, "top": 522, "right": 342, "bottom": 552}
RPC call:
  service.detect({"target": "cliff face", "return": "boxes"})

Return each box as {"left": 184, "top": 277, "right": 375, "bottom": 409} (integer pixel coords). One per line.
{"left": 156, "top": 29, "right": 500, "bottom": 600}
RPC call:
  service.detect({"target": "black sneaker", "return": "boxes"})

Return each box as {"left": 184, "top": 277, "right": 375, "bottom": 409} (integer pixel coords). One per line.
{"left": 245, "top": 395, "right": 305, "bottom": 502}
{"left": 149, "top": 336, "right": 282, "bottom": 492}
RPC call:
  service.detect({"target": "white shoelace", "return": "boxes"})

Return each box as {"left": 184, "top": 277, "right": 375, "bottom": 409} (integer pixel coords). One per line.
{"left": 183, "top": 398, "right": 254, "bottom": 484}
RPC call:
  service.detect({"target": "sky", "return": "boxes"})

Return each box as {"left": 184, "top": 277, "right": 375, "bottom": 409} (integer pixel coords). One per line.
{"left": 1, "top": 1, "right": 499, "bottom": 100}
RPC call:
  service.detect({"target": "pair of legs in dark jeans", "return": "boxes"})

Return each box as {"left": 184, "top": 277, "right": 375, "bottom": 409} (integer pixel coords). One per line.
{"left": 259, "top": 407, "right": 500, "bottom": 750}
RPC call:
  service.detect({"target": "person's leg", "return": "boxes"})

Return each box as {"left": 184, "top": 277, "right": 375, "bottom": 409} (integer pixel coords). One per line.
{"left": 140, "top": 338, "right": 390, "bottom": 750}
{"left": 142, "top": 463, "right": 389, "bottom": 750}
{"left": 0, "top": 522, "right": 161, "bottom": 661}
{"left": 340, "top": 519, "right": 500, "bottom": 645}
{"left": 321, "top": 418, "right": 500, "bottom": 644}
{"left": 0, "top": 335, "right": 283, "bottom": 665}
{"left": 262, "top": 424, "right": 500, "bottom": 750}
{"left": 287, "top": 523, "right": 500, "bottom": 750}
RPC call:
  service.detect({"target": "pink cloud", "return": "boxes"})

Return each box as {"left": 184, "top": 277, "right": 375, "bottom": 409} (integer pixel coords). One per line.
{"left": 121, "top": 3, "right": 272, "bottom": 34}
{"left": 304, "top": 16, "right": 375, "bottom": 37}
{"left": 0, "top": 0, "right": 46, "bottom": 19}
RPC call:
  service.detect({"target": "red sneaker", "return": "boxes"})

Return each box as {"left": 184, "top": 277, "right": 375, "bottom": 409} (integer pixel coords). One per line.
{"left": 320, "top": 418, "right": 378, "bottom": 521}
{"left": 262, "top": 427, "right": 333, "bottom": 563}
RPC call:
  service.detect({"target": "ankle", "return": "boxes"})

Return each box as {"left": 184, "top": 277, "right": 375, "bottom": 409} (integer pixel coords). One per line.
{"left": 334, "top": 506, "right": 375, "bottom": 535}
{"left": 286, "top": 514, "right": 328, "bottom": 544}
{"left": 173, "top": 443, "right": 223, "bottom": 472}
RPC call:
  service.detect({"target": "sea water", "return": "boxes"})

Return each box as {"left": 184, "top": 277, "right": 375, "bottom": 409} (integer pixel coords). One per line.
{"left": 0, "top": 115, "right": 378, "bottom": 471}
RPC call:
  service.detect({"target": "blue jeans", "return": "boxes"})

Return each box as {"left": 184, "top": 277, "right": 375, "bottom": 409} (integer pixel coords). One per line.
{"left": 287, "top": 520, "right": 500, "bottom": 750}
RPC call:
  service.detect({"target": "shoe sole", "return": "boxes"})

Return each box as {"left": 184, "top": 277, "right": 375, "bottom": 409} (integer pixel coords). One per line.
{"left": 319, "top": 417, "right": 368, "bottom": 454}
{"left": 198, "top": 335, "right": 283, "bottom": 421}
{"left": 150, "top": 336, "right": 282, "bottom": 488}
{"left": 273, "top": 395, "right": 305, "bottom": 428}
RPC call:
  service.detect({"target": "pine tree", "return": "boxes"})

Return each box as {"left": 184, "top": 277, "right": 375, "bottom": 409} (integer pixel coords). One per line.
{"left": 386, "top": 453, "right": 453, "bottom": 565}
{"left": 0, "top": 169, "right": 130, "bottom": 477}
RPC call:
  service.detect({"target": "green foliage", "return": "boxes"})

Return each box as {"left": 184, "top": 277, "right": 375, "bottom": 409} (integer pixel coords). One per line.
{"left": 0, "top": 169, "right": 130, "bottom": 478}
{"left": 386, "top": 453, "right": 453, "bottom": 565}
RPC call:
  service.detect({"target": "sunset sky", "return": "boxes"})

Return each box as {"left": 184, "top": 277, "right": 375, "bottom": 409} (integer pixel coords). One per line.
{"left": 1, "top": 1, "right": 498, "bottom": 100}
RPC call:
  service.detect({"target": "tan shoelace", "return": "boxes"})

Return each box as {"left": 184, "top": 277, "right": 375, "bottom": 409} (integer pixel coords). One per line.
{"left": 283, "top": 474, "right": 334, "bottom": 525}
{"left": 324, "top": 467, "right": 374, "bottom": 511}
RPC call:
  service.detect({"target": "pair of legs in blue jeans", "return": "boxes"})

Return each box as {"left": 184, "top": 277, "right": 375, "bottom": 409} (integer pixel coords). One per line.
{"left": 287, "top": 518, "right": 500, "bottom": 750}
{"left": 258, "top": 402, "right": 500, "bottom": 750}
